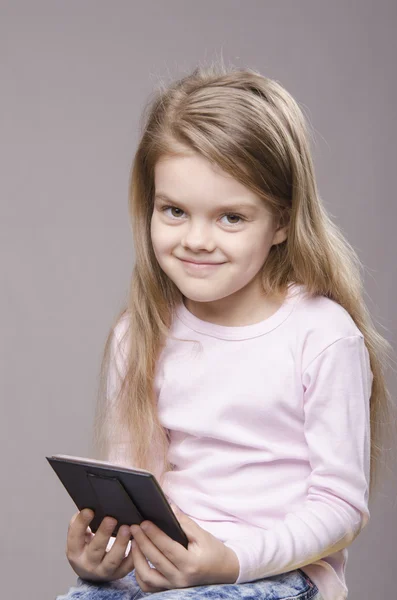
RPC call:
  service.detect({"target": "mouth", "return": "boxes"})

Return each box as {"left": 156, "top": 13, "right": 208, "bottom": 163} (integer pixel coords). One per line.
{"left": 179, "top": 258, "right": 225, "bottom": 269}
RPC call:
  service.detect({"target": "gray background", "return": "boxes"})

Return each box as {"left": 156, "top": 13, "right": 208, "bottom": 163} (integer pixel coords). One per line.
{"left": 1, "top": 1, "right": 396, "bottom": 599}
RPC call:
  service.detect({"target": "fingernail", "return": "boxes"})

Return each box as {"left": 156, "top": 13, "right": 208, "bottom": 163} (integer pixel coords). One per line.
{"left": 106, "top": 518, "right": 117, "bottom": 530}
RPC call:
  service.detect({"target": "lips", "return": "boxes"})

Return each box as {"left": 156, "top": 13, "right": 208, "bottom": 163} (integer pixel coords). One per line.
{"left": 179, "top": 258, "right": 223, "bottom": 265}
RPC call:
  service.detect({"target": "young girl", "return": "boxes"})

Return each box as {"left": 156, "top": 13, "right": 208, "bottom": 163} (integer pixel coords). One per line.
{"left": 57, "top": 63, "right": 395, "bottom": 600}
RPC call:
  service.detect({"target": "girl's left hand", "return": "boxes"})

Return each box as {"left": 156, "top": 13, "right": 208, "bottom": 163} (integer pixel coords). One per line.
{"left": 130, "top": 506, "right": 240, "bottom": 592}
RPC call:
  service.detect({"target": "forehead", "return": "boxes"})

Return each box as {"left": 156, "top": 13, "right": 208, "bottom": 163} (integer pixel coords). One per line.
{"left": 154, "top": 153, "right": 263, "bottom": 209}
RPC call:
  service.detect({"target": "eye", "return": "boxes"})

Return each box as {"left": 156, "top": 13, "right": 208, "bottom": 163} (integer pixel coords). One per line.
{"left": 221, "top": 213, "right": 245, "bottom": 226}
{"left": 160, "top": 205, "right": 185, "bottom": 219}
{"left": 159, "top": 205, "right": 246, "bottom": 227}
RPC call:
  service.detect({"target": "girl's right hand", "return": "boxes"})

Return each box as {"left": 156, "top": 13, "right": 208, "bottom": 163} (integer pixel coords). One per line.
{"left": 66, "top": 509, "right": 135, "bottom": 582}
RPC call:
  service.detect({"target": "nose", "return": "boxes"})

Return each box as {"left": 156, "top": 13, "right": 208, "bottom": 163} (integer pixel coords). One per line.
{"left": 180, "top": 220, "right": 216, "bottom": 252}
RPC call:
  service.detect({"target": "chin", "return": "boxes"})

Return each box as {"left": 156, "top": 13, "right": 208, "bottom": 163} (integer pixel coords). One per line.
{"left": 175, "top": 286, "right": 220, "bottom": 303}
{"left": 181, "top": 292, "right": 219, "bottom": 303}
{"left": 181, "top": 288, "right": 233, "bottom": 304}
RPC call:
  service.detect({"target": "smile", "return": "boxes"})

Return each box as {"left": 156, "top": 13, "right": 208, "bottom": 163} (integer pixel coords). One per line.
{"left": 179, "top": 259, "right": 224, "bottom": 270}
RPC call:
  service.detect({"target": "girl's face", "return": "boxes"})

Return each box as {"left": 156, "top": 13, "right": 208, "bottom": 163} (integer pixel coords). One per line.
{"left": 151, "top": 152, "right": 288, "bottom": 322}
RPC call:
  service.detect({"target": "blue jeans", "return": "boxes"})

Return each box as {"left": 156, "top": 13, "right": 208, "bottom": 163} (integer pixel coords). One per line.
{"left": 56, "top": 568, "right": 322, "bottom": 600}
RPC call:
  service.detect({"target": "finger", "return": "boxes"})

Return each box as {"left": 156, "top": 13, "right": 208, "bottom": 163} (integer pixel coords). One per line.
{"left": 70, "top": 510, "right": 80, "bottom": 526}
{"left": 100, "top": 525, "right": 135, "bottom": 579}
{"left": 67, "top": 509, "right": 95, "bottom": 553}
{"left": 132, "top": 539, "right": 170, "bottom": 591}
{"left": 136, "top": 521, "right": 189, "bottom": 567}
{"left": 175, "top": 512, "right": 205, "bottom": 541}
{"left": 84, "top": 530, "right": 94, "bottom": 544}
{"left": 116, "top": 539, "right": 137, "bottom": 579}
{"left": 135, "top": 569, "right": 165, "bottom": 594}
{"left": 170, "top": 503, "right": 180, "bottom": 516}
{"left": 167, "top": 507, "right": 201, "bottom": 544}
{"left": 85, "top": 516, "right": 118, "bottom": 566}
{"left": 131, "top": 525, "right": 179, "bottom": 579}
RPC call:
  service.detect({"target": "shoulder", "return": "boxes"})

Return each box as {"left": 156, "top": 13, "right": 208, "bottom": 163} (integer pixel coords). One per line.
{"left": 294, "top": 286, "right": 362, "bottom": 337}
{"left": 292, "top": 285, "right": 365, "bottom": 370}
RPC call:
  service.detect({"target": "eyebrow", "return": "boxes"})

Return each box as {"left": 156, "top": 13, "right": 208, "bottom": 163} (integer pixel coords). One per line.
{"left": 154, "top": 193, "right": 260, "bottom": 212}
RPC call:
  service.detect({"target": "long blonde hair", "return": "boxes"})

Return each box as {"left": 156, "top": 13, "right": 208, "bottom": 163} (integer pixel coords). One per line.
{"left": 93, "top": 61, "right": 396, "bottom": 500}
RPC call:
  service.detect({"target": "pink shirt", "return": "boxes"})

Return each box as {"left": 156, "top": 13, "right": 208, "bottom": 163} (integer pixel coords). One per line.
{"left": 108, "top": 283, "right": 373, "bottom": 600}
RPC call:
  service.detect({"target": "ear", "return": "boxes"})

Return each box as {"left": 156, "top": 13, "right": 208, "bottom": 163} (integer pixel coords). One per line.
{"left": 272, "top": 208, "right": 289, "bottom": 245}
{"left": 272, "top": 224, "right": 288, "bottom": 245}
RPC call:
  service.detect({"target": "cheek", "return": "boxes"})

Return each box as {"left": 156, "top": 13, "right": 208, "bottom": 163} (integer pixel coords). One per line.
{"left": 150, "top": 219, "right": 176, "bottom": 257}
{"left": 238, "top": 235, "right": 274, "bottom": 266}
{"left": 228, "top": 236, "right": 265, "bottom": 257}
{"left": 150, "top": 217, "right": 164, "bottom": 248}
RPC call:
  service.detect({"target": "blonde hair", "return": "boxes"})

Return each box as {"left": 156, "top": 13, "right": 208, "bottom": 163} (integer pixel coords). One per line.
{"left": 93, "top": 61, "right": 396, "bottom": 500}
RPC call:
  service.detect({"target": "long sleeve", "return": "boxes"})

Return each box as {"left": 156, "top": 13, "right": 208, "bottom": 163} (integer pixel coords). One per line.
{"left": 223, "top": 334, "right": 373, "bottom": 584}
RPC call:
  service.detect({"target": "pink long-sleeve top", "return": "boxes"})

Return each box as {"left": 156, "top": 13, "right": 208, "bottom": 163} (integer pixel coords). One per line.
{"left": 107, "top": 282, "right": 373, "bottom": 600}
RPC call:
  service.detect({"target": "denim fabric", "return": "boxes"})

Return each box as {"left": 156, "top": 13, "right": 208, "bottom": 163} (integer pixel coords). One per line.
{"left": 56, "top": 568, "right": 322, "bottom": 600}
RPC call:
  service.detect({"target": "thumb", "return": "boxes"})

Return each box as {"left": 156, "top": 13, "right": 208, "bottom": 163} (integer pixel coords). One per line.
{"left": 170, "top": 503, "right": 194, "bottom": 531}
{"left": 170, "top": 507, "right": 205, "bottom": 542}
{"left": 170, "top": 502, "right": 182, "bottom": 517}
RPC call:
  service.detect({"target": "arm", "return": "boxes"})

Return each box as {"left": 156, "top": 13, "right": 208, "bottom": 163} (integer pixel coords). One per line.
{"left": 224, "top": 335, "right": 373, "bottom": 583}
